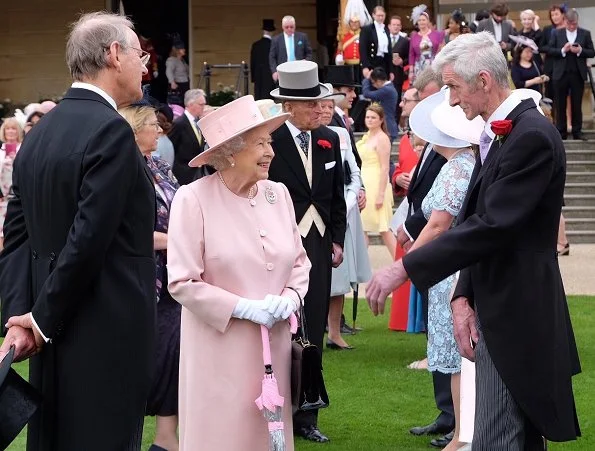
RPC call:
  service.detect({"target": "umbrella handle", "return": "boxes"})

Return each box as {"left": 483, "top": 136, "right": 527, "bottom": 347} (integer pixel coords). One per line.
{"left": 260, "top": 325, "right": 273, "bottom": 367}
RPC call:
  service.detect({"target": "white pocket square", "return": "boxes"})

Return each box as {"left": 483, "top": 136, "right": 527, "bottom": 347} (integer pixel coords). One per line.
{"left": 325, "top": 161, "right": 336, "bottom": 170}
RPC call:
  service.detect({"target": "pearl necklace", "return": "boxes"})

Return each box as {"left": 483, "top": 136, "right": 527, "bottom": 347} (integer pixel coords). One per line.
{"left": 217, "top": 171, "right": 257, "bottom": 205}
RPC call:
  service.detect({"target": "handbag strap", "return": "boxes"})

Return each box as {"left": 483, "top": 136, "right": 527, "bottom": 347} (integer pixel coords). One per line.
{"left": 286, "top": 287, "right": 309, "bottom": 343}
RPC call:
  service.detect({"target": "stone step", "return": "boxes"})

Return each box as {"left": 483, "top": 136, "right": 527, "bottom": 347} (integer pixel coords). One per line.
{"left": 566, "top": 161, "right": 595, "bottom": 172}
{"left": 565, "top": 149, "right": 595, "bottom": 160}
{"left": 564, "top": 183, "right": 595, "bottom": 196}
{"left": 566, "top": 230, "right": 595, "bottom": 243}
{"left": 563, "top": 206, "right": 595, "bottom": 219}
{"left": 566, "top": 172, "right": 595, "bottom": 183}
{"left": 564, "top": 142, "right": 595, "bottom": 151}
{"left": 564, "top": 194, "right": 595, "bottom": 207}
{"left": 565, "top": 218, "right": 595, "bottom": 231}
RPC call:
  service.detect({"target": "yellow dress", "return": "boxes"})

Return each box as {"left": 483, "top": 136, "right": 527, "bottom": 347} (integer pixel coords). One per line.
{"left": 358, "top": 133, "right": 393, "bottom": 233}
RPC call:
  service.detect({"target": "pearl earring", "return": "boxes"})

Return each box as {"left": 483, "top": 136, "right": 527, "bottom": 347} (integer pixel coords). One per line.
{"left": 230, "top": 161, "right": 235, "bottom": 167}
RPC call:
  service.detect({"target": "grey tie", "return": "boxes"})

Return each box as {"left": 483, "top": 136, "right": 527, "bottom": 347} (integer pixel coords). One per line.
{"left": 479, "top": 131, "right": 492, "bottom": 164}
{"left": 297, "top": 132, "right": 309, "bottom": 158}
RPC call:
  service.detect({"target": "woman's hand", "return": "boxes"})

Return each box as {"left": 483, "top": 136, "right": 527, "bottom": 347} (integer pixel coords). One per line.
{"left": 375, "top": 196, "right": 384, "bottom": 210}
{"left": 171, "top": 81, "right": 178, "bottom": 90}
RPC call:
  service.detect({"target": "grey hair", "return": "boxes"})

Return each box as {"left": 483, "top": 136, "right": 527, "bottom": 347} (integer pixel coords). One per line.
{"left": 565, "top": 9, "right": 579, "bottom": 22}
{"left": 184, "top": 89, "right": 206, "bottom": 107}
{"left": 206, "top": 135, "right": 245, "bottom": 170}
{"left": 66, "top": 12, "right": 134, "bottom": 81}
{"left": 282, "top": 15, "right": 296, "bottom": 26}
{"left": 412, "top": 67, "right": 442, "bottom": 92}
{"left": 432, "top": 31, "right": 509, "bottom": 89}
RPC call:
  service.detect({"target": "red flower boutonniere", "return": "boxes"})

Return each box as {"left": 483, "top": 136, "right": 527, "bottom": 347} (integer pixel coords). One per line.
{"left": 490, "top": 120, "right": 513, "bottom": 143}
{"left": 317, "top": 139, "right": 332, "bottom": 149}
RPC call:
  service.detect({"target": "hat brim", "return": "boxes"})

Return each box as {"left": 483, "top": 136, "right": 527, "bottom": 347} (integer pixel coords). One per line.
{"left": 410, "top": 90, "right": 473, "bottom": 148}
{"left": 270, "top": 83, "right": 333, "bottom": 100}
{"left": 188, "top": 112, "right": 291, "bottom": 167}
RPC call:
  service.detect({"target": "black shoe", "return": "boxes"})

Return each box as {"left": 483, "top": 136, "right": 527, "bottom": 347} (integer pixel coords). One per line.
{"left": 148, "top": 445, "right": 168, "bottom": 451}
{"left": 430, "top": 430, "right": 455, "bottom": 448}
{"left": 340, "top": 323, "right": 356, "bottom": 335}
{"left": 409, "top": 421, "right": 453, "bottom": 436}
{"left": 573, "top": 133, "right": 588, "bottom": 141}
{"left": 295, "top": 425, "right": 330, "bottom": 443}
{"left": 326, "top": 339, "right": 354, "bottom": 350}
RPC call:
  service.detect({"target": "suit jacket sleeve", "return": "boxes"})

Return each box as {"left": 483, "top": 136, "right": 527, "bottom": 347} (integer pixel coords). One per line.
{"left": 404, "top": 208, "right": 427, "bottom": 240}
{"left": 402, "top": 39, "right": 410, "bottom": 66}
{"left": 303, "top": 33, "right": 313, "bottom": 60}
{"left": 362, "top": 78, "right": 383, "bottom": 100}
{"left": 0, "top": 181, "right": 32, "bottom": 335}
{"left": 402, "top": 128, "right": 557, "bottom": 291}
{"left": 547, "top": 30, "right": 563, "bottom": 57}
{"left": 359, "top": 27, "right": 372, "bottom": 69}
{"left": 451, "top": 267, "right": 474, "bottom": 307}
{"left": 269, "top": 37, "right": 279, "bottom": 73}
{"left": 476, "top": 20, "right": 487, "bottom": 33}
{"left": 330, "top": 132, "right": 347, "bottom": 247}
{"left": 30, "top": 117, "right": 146, "bottom": 337}
{"left": 579, "top": 30, "right": 595, "bottom": 58}
{"left": 250, "top": 43, "right": 257, "bottom": 81}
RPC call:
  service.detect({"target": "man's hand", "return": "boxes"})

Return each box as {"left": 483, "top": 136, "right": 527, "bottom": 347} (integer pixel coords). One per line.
{"left": 451, "top": 297, "right": 479, "bottom": 361}
{"left": 171, "top": 81, "right": 178, "bottom": 90}
{"left": 362, "top": 68, "right": 371, "bottom": 79}
{"left": 272, "top": 72, "right": 279, "bottom": 82}
{"left": 357, "top": 189, "right": 367, "bottom": 211}
{"left": 5, "top": 313, "right": 45, "bottom": 354}
{"left": 395, "top": 173, "right": 411, "bottom": 190}
{"left": 562, "top": 42, "right": 572, "bottom": 53}
{"left": 331, "top": 243, "right": 344, "bottom": 268}
{"left": 396, "top": 224, "right": 411, "bottom": 247}
{"left": 570, "top": 44, "right": 582, "bottom": 54}
{"left": 389, "top": 72, "right": 395, "bottom": 82}
{"left": 0, "top": 325, "right": 41, "bottom": 363}
{"left": 366, "top": 260, "right": 408, "bottom": 315}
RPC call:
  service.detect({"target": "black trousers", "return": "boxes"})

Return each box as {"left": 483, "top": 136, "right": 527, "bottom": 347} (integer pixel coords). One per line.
{"left": 421, "top": 289, "right": 456, "bottom": 430}
{"left": 293, "top": 227, "right": 333, "bottom": 430}
{"left": 554, "top": 71, "right": 585, "bottom": 137}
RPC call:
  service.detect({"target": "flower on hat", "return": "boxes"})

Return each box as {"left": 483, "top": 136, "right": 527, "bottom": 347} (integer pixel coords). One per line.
{"left": 491, "top": 120, "right": 513, "bottom": 142}
{"left": 317, "top": 139, "right": 332, "bottom": 149}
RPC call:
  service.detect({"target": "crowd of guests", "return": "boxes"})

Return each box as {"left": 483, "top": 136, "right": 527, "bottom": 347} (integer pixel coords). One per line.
{"left": 0, "top": 3, "right": 591, "bottom": 451}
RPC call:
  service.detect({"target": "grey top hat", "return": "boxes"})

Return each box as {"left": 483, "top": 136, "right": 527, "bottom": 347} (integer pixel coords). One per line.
{"left": 270, "top": 61, "right": 332, "bottom": 100}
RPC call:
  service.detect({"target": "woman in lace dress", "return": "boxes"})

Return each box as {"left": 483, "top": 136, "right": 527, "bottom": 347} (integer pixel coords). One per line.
{"left": 407, "top": 88, "right": 483, "bottom": 450}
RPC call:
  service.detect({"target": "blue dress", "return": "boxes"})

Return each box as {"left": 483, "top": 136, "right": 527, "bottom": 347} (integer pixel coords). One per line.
{"left": 421, "top": 150, "right": 475, "bottom": 374}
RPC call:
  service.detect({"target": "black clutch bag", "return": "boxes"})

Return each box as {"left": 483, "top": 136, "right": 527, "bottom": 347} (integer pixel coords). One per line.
{"left": 287, "top": 288, "right": 329, "bottom": 412}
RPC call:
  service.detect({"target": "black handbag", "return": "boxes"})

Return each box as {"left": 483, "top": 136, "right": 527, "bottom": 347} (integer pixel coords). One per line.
{"left": 287, "top": 288, "right": 329, "bottom": 412}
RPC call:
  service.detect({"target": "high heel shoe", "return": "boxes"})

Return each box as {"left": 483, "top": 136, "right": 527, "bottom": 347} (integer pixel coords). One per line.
{"left": 326, "top": 339, "right": 354, "bottom": 350}
{"left": 557, "top": 242, "right": 570, "bottom": 256}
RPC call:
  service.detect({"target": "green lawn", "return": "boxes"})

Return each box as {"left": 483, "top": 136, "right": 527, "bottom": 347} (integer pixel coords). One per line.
{"left": 4, "top": 296, "right": 594, "bottom": 450}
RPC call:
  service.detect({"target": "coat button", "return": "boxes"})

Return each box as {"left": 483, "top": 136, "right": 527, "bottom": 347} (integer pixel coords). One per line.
{"left": 50, "top": 252, "right": 56, "bottom": 261}
{"left": 259, "top": 229, "right": 267, "bottom": 237}
{"left": 32, "top": 251, "right": 38, "bottom": 259}
{"left": 266, "top": 263, "right": 274, "bottom": 271}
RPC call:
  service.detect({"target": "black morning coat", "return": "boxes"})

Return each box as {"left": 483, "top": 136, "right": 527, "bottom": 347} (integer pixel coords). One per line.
{"left": 250, "top": 36, "right": 275, "bottom": 100}
{"left": 169, "top": 113, "right": 204, "bottom": 185}
{"left": 0, "top": 88, "right": 157, "bottom": 450}
{"left": 403, "top": 100, "right": 581, "bottom": 441}
{"left": 268, "top": 124, "right": 346, "bottom": 248}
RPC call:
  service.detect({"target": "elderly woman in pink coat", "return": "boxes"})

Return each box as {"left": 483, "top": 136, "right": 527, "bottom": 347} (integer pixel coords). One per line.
{"left": 167, "top": 95, "right": 311, "bottom": 451}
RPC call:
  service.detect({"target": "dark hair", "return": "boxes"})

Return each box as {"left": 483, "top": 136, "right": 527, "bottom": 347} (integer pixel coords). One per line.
{"left": 390, "top": 15, "right": 402, "bottom": 23}
{"left": 373, "top": 6, "right": 385, "bottom": 15}
{"left": 26, "top": 111, "right": 44, "bottom": 123}
{"left": 512, "top": 45, "right": 533, "bottom": 66}
{"left": 370, "top": 67, "right": 388, "bottom": 82}
{"left": 491, "top": 3, "right": 509, "bottom": 17}
{"left": 157, "top": 104, "right": 174, "bottom": 123}
{"left": 475, "top": 9, "right": 490, "bottom": 21}
{"left": 549, "top": 4, "right": 565, "bottom": 25}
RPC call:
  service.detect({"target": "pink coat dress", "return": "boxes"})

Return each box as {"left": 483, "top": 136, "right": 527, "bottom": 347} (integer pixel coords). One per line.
{"left": 167, "top": 174, "right": 311, "bottom": 451}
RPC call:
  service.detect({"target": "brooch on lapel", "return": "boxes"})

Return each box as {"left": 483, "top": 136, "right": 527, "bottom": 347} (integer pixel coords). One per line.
{"left": 317, "top": 139, "right": 332, "bottom": 149}
{"left": 298, "top": 40, "right": 303, "bottom": 46}
{"left": 265, "top": 185, "right": 277, "bottom": 204}
{"left": 490, "top": 120, "right": 513, "bottom": 145}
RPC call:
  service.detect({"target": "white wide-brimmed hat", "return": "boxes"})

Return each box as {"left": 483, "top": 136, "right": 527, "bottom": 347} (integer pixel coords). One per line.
{"left": 511, "top": 88, "right": 546, "bottom": 114}
{"left": 270, "top": 61, "right": 332, "bottom": 100}
{"left": 189, "top": 95, "right": 290, "bottom": 167}
{"left": 410, "top": 88, "right": 483, "bottom": 148}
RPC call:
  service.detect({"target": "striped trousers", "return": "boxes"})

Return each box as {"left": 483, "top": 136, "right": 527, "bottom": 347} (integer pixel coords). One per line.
{"left": 472, "top": 320, "right": 545, "bottom": 451}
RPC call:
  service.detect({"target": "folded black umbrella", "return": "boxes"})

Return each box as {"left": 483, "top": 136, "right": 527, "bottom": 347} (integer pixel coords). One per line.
{"left": 0, "top": 346, "right": 42, "bottom": 450}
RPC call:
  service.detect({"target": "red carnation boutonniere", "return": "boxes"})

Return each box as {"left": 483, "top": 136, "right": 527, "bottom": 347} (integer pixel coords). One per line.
{"left": 490, "top": 120, "right": 513, "bottom": 144}
{"left": 317, "top": 139, "right": 332, "bottom": 149}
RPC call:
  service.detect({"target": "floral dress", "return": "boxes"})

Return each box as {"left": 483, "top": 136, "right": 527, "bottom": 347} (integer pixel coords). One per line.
{"left": 413, "top": 35, "right": 434, "bottom": 80}
{"left": 0, "top": 146, "right": 16, "bottom": 238}
{"left": 421, "top": 150, "right": 475, "bottom": 373}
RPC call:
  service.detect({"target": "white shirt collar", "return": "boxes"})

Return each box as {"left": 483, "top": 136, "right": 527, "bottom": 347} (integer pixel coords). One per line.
{"left": 286, "top": 120, "right": 310, "bottom": 139}
{"left": 184, "top": 109, "right": 197, "bottom": 124}
{"left": 334, "top": 106, "right": 345, "bottom": 118}
{"left": 374, "top": 21, "right": 385, "bottom": 30}
{"left": 71, "top": 82, "right": 117, "bottom": 110}
{"left": 566, "top": 29, "right": 577, "bottom": 42}
{"left": 484, "top": 93, "right": 522, "bottom": 139}
{"left": 284, "top": 32, "right": 294, "bottom": 39}
{"left": 491, "top": 18, "right": 502, "bottom": 29}
{"left": 263, "top": 33, "right": 272, "bottom": 40}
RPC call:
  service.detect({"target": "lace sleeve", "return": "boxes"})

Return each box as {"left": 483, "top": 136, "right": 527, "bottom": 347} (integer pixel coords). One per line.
{"left": 430, "top": 155, "right": 475, "bottom": 218}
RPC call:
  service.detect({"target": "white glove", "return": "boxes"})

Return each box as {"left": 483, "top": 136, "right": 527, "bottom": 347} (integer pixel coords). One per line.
{"left": 335, "top": 54, "right": 344, "bottom": 65}
{"left": 264, "top": 294, "right": 299, "bottom": 321}
{"left": 232, "top": 297, "right": 275, "bottom": 328}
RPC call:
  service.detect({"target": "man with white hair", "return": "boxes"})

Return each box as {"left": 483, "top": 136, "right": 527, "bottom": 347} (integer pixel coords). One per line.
{"left": 269, "top": 15, "right": 312, "bottom": 82}
{"left": 0, "top": 11, "right": 156, "bottom": 450}
{"left": 367, "top": 31, "right": 581, "bottom": 450}
{"left": 169, "top": 88, "right": 207, "bottom": 184}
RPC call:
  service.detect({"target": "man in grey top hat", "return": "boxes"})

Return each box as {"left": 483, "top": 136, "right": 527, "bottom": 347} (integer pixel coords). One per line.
{"left": 268, "top": 60, "right": 346, "bottom": 443}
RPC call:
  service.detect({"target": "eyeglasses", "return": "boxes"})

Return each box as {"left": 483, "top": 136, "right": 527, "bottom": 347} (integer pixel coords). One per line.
{"left": 103, "top": 44, "right": 150, "bottom": 66}
{"left": 402, "top": 98, "right": 420, "bottom": 104}
{"left": 144, "top": 122, "right": 162, "bottom": 131}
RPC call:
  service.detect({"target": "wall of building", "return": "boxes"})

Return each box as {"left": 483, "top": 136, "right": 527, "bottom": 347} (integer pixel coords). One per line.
{"left": 0, "top": 0, "right": 106, "bottom": 103}
{"left": 190, "top": 0, "right": 317, "bottom": 95}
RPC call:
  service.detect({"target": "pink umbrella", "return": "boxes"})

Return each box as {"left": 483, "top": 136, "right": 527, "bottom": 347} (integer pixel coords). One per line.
{"left": 255, "top": 314, "right": 298, "bottom": 451}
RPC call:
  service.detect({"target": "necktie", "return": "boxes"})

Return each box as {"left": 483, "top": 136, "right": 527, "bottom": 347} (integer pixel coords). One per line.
{"left": 391, "top": 35, "right": 397, "bottom": 47}
{"left": 342, "top": 114, "right": 351, "bottom": 132}
{"left": 194, "top": 118, "right": 204, "bottom": 146}
{"left": 297, "top": 132, "right": 309, "bottom": 157}
{"left": 479, "top": 131, "right": 492, "bottom": 164}
{"left": 288, "top": 35, "right": 295, "bottom": 62}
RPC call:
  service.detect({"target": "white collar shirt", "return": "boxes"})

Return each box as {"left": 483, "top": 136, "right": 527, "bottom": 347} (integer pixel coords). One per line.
{"left": 374, "top": 22, "right": 389, "bottom": 55}
{"left": 491, "top": 18, "right": 503, "bottom": 42}
{"left": 483, "top": 93, "right": 522, "bottom": 152}
{"left": 71, "top": 82, "right": 117, "bottom": 110}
